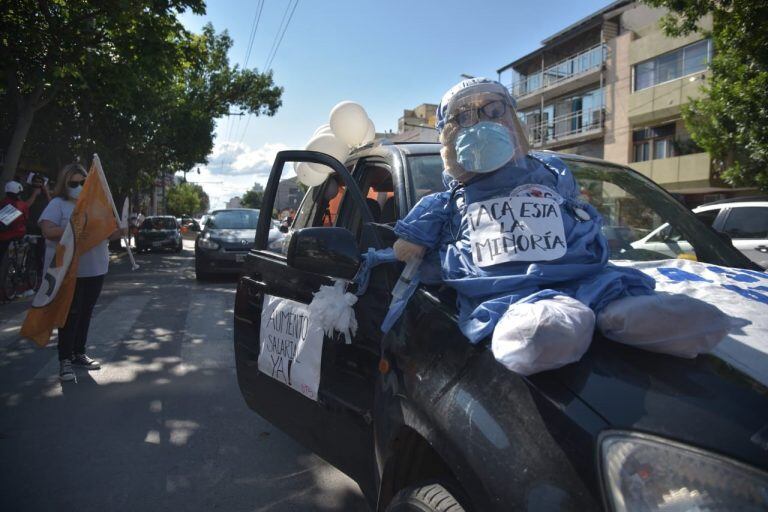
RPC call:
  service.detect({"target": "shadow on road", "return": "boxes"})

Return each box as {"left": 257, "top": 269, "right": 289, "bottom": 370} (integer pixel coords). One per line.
{"left": 0, "top": 244, "right": 369, "bottom": 512}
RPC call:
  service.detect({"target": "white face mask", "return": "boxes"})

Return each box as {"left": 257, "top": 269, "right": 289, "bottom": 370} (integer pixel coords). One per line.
{"left": 69, "top": 185, "right": 83, "bottom": 200}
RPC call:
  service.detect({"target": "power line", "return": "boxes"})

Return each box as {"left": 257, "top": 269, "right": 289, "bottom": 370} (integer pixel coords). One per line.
{"left": 263, "top": 1, "right": 293, "bottom": 71}
{"left": 237, "top": 0, "right": 300, "bottom": 149}
{"left": 264, "top": 0, "right": 299, "bottom": 72}
{"left": 232, "top": 0, "right": 267, "bottom": 158}
{"left": 243, "top": 0, "right": 265, "bottom": 69}
{"left": 236, "top": 113, "right": 254, "bottom": 146}
{"left": 224, "top": 1, "right": 265, "bottom": 173}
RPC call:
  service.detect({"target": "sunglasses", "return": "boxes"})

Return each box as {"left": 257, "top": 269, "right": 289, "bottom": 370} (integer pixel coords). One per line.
{"left": 67, "top": 180, "right": 84, "bottom": 188}
{"left": 449, "top": 99, "right": 509, "bottom": 129}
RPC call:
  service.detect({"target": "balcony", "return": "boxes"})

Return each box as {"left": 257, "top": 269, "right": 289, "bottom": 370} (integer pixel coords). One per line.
{"left": 510, "top": 44, "right": 606, "bottom": 110}
{"left": 630, "top": 152, "right": 712, "bottom": 191}
{"left": 525, "top": 106, "right": 605, "bottom": 149}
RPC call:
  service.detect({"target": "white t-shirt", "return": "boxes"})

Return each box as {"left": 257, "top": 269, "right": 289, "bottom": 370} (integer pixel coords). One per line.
{"left": 39, "top": 197, "right": 109, "bottom": 277}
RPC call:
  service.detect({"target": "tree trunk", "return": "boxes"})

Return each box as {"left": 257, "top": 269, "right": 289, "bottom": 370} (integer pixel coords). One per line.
{"left": 2, "top": 101, "right": 36, "bottom": 185}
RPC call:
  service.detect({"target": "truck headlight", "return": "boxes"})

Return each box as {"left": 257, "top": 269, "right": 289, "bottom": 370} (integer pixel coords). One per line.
{"left": 198, "top": 235, "right": 219, "bottom": 250}
{"left": 600, "top": 432, "right": 768, "bottom": 511}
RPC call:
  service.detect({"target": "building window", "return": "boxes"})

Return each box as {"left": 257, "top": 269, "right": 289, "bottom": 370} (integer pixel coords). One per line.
{"left": 633, "top": 39, "right": 712, "bottom": 91}
{"left": 653, "top": 137, "right": 674, "bottom": 159}
{"left": 634, "top": 142, "right": 650, "bottom": 162}
{"left": 633, "top": 124, "right": 676, "bottom": 162}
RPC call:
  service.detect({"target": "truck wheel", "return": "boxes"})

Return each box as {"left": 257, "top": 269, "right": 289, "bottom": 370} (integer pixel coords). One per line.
{"left": 387, "top": 480, "right": 467, "bottom": 512}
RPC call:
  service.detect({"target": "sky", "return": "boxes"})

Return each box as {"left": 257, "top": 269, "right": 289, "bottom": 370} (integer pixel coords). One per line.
{"left": 179, "top": 0, "right": 613, "bottom": 209}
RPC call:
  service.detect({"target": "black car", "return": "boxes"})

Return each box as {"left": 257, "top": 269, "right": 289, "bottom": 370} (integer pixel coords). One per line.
{"left": 234, "top": 143, "right": 768, "bottom": 511}
{"left": 135, "top": 216, "right": 182, "bottom": 253}
{"left": 194, "top": 208, "right": 259, "bottom": 280}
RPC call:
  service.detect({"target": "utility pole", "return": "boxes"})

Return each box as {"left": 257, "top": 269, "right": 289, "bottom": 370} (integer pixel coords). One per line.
{"left": 161, "top": 170, "right": 167, "bottom": 215}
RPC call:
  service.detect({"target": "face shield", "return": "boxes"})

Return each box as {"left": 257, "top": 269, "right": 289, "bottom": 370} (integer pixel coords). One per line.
{"left": 437, "top": 79, "right": 530, "bottom": 181}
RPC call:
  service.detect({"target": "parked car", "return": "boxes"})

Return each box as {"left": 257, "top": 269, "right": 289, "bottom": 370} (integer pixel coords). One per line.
{"left": 234, "top": 144, "right": 768, "bottom": 511}
{"left": 194, "top": 208, "right": 260, "bottom": 280}
{"left": 631, "top": 197, "right": 768, "bottom": 269}
{"left": 135, "top": 216, "right": 182, "bottom": 253}
{"left": 180, "top": 217, "right": 201, "bottom": 235}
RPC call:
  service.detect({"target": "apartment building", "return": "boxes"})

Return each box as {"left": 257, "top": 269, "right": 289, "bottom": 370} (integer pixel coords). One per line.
{"left": 391, "top": 103, "right": 439, "bottom": 143}
{"left": 497, "top": 1, "right": 744, "bottom": 205}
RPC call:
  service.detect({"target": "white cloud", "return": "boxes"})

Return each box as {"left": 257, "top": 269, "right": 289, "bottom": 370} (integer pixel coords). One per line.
{"left": 182, "top": 141, "right": 293, "bottom": 211}
{"left": 207, "top": 141, "right": 288, "bottom": 177}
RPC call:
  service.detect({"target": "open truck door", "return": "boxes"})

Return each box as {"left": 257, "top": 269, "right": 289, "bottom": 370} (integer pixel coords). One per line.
{"left": 234, "top": 150, "right": 394, "bottom": 499}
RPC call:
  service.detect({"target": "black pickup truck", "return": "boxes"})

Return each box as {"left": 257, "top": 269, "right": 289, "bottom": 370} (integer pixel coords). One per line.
{"left": 234, "top": 142, "right": 768, "bottom": 511}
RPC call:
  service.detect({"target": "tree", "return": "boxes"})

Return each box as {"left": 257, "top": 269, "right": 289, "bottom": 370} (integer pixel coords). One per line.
{"left": 0, "top": 2, "right": 283, "bottom": 196}
{"left": 166, "top": 182, "right": 202, "bottom": 217}
{"left": 241, "top": 184, "right": 264, "bottom": 209}
{"left": 643, "top": 1, "right": 768, "bottom": 191}
{"left": 187, "top": 183, "right": 209, "bottom": 214}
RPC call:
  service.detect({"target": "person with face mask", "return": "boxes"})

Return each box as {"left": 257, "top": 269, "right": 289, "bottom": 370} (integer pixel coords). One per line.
{"left": 390, "top": 78, "right": 729, "bottom": 375}
{"left": 38, "top": 163, "right": 125, "bottom": 381}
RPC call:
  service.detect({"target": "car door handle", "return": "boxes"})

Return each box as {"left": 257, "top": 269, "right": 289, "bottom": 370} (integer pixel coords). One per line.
{"left": 757, "top": 245, "right": 768, "bottom": 253}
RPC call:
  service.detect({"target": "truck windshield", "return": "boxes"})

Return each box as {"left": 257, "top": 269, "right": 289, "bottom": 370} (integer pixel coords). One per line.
{"left": 406, "top": 154, "right": 751, "bottom": 267}
{"left": 562, "top": 158, "right": 749, "bottom": 267}
{"left": 407, "top": 154, "right": 445, "bottom": 203}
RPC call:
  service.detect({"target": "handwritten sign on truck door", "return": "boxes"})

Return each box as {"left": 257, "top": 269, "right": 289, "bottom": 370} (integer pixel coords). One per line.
{"left": 258, "top": 295, "right": 324, "bottom": 401}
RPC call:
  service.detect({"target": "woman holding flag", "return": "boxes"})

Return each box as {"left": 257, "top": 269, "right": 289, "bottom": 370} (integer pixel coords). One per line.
{"left": 36, "top": 162, "right": 127, "bottom": 382}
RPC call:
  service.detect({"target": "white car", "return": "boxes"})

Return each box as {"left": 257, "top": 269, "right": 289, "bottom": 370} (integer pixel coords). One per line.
{"left": 632, "top": 197, "right": 768, "bottom": 268}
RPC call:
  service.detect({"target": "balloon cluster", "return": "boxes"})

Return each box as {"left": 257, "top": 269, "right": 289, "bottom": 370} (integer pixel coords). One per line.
{"left": 296, "top": 101, "right": 376, "bottom": 186}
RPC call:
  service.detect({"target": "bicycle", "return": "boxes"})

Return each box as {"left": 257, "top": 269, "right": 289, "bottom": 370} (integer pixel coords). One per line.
{"left": 0, "top": 234, "right": 43, "bottom": 302}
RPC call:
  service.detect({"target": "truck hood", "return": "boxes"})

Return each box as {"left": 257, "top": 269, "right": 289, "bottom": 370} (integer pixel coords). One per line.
{"left": 552, "top": 259, "right": 768, "bottom": 469}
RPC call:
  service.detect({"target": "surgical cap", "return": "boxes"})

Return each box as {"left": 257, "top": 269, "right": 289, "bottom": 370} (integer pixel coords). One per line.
{"left": 435, "top": 78, "right": 517, "bottom": 133}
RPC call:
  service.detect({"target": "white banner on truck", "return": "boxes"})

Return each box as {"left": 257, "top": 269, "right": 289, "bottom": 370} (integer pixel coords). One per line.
{"left": 616, "top": 259, "right": 768, "bottom": 387}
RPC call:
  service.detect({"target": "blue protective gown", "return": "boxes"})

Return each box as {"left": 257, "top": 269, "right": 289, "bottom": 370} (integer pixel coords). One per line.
{"left": 393, "top": 152, "right": 655, "bottom": 344}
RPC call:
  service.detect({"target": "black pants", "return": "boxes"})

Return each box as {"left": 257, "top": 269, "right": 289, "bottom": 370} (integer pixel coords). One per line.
{"left": 58, "top": 275, "right": 105, "bottom": 361}
{"left": 0, "top": 240, "right": 9, "bottom": 265}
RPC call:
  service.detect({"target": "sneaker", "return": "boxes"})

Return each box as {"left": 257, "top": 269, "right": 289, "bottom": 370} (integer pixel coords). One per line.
{"left": 59, "top": 359, "right": 75, "bottom": 382}
{"left": 72, "top": 354, "right": 101, "bottom": 370}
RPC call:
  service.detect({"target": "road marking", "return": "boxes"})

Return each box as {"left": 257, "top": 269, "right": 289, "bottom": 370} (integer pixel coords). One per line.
{"left": 179, "top": 292, "right": 233, "bottom": 370}
{"left": 34, "top": 294, "right": 150, "bottom": 380}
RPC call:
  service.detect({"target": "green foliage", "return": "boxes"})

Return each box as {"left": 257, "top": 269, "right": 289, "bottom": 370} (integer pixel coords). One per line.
{"left": 166, "top": 181, "right": 202, "bottom": 217}
{"left": 643, "top": 0, "right": 768, "bottom": 191}
{"left": 186, "top": 182, "right": 210, "bottom": 213}
{"left": 241, "top": 184, "right": 264, "bottom": 209}
{"left": 0, "top": 1, "right": 283, "bottom": 198}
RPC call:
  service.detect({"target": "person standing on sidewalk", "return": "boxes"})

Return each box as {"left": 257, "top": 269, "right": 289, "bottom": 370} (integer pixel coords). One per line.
{"left": 0, "top": 180, "right": 31, "bottom": 264}
{"left": 23, "top": 173, "right": 51, "bottom": 284}
{"left": 38, "top": 163, "right": 125, "bottom": 381}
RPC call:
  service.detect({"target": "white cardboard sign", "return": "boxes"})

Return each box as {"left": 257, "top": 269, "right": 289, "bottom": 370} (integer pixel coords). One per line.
{"left": 467, "top": 195, "right": 567, "bottom": 267}
{"left": 0, "top": 203, "right": 22, "bottom": 226}
{"left": 258, "top": 294, "right": 324, "bottom": 401}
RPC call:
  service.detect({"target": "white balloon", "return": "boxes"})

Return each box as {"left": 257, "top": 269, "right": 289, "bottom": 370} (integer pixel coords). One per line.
{"left": 296, "top": 163, "right": 329, "bottom": 187}
{"left": 329, "top": 101, "right": 370, "bottom": 147}
{"left": 305, "top": 132, "right": 349, "bottom": 174}
{"left": 313, "top": 123, "right": 333, "bottom": 137}
{"left": 362, "top": 118, "right": 375, "bottom": 144}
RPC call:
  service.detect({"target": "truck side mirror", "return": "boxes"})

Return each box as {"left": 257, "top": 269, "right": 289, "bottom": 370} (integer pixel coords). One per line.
{"left": 287, "top": 227, "right": 360, "bottom": 280}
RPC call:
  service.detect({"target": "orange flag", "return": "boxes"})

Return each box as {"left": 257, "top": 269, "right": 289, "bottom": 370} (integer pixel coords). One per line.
{"left": 21, "top": 155, "right": 118, "bottom": 346}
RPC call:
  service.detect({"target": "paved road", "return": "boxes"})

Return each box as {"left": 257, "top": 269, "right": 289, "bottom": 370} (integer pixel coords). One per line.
{"left": 0, "top": 240, "right": 368, "bottom": 512}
